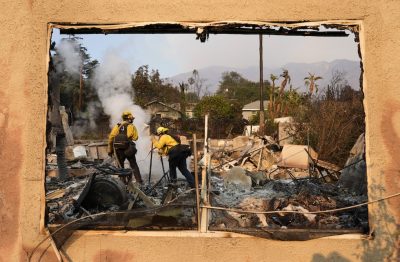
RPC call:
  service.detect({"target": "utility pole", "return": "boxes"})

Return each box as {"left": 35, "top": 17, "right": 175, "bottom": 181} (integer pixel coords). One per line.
{"left": 179, "top": 82, "right": 186, "bottom": 119}
{"left": 259, "top": 34, "right": 265, "bottom": 136}
{"left": 79, "top": 64, "right": 83, "bottom": 111}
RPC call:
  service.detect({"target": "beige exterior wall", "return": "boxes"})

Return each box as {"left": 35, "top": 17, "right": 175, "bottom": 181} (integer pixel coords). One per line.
{"left": 1, "top": 0, "right": 400, "bottom": 261}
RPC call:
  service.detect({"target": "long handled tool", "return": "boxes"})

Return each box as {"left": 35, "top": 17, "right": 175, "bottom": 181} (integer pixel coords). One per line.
{"left": 144, "top": 156, "right": 170, "bottom": 195}
{"left": 160, "top": 155, "right": 170, "bottom": 182}
{"left": 148, "top": 144, "right": 154, "bottom": 184}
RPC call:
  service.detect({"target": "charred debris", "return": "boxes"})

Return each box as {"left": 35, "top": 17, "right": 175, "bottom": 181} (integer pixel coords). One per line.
{"left": 45, "top": 130, "right": 368, "bottom": 240}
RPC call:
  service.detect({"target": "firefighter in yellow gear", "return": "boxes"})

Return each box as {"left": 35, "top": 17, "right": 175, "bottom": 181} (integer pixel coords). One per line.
{"left": 152, "top": 127, "right": 178, "bottom": 156}
{"left": 152, "top": 127, "right": 194, "bottom": 187}
{"left": 108, "top": 111, "right": 143, "bottom": 184}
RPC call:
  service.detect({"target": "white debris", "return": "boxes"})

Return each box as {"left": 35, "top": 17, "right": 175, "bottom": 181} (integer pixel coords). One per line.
{"left": 281, "top": 204, "right": 316, "bottom": 223}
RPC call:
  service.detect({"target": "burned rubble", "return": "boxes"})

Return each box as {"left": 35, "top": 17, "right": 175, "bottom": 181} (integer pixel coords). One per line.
{"left": 206, "top": 135, "right": 368, "bottom": 235}
{"left": 46, "top": 154, "right": 198, "bottom": 230}
{"left": 45, "top": 132, "right": 368, "bottom": 240}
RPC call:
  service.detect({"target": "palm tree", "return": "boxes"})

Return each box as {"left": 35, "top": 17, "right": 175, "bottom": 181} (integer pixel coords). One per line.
{"left": 279, "top": 69, "right": 291, "bottom": 95}
{"left": 269, "top": 74, "right": 278, "bottom": 117}
{"left": 304, "top": 73, "right": 322, "bottom": 94}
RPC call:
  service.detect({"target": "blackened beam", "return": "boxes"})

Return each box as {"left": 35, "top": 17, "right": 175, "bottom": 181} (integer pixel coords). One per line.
{"left": 60, "top": 26, "right": 348, "bottom": 37}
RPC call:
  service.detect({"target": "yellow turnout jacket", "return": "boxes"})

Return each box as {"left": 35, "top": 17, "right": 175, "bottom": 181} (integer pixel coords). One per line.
{"left": 108, "top": 121, "right": 138, "bottom": 153}
{"left": 152, "top": 134, "right": 179, "bottom": 156}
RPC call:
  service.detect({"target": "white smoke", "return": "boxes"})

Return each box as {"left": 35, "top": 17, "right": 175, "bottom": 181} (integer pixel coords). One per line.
{"left": 55, "top": 38, "right": 96, "bottom": 136}
{"left": 57, "top": 39, "right": 82, "bottom": 76}
{"left": 91, "top": 51, "right": 169, "bottom": 181}
{"left": 86, "top": 101, "right": 101, "bottom": 130}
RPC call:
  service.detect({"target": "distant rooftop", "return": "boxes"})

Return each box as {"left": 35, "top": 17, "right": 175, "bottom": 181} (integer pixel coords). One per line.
{"left": 242, "top": 100, "right": 269, "bottom": 111}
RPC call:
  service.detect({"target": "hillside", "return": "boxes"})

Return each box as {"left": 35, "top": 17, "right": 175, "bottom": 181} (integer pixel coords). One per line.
{"left": 165, "top": 59, "right": 361, "bottom": 94}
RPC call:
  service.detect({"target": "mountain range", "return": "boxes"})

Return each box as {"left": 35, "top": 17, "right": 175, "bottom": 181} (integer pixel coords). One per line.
{"left": 165, "top": 59, "right": 361, "bottom": 94}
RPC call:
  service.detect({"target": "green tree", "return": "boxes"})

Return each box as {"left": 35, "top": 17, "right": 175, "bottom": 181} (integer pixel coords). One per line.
{"left": 194, "top": 95, "right": 243, "bottom": 138}
{"left": 132, "top": 65, "right": 181, "bottom": 106}
{"left": 131, "top": 65, "right": 152, "bottom": 106}
{"left": 216, "top": 71, "right": 270, "bottom": 106}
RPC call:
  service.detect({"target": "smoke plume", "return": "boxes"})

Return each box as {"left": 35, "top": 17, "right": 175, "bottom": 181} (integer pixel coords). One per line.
{"left": 57, "top": 39, "right": 82, "bottom": 76}
{"left": 91, "top": 52, "right": 164, "bottom": 180}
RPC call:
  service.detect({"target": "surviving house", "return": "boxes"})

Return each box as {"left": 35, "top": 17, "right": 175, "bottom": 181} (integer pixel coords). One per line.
{"left": 144, "top": 100, "right": 184, "bottom": 119}
{"left": 242, "top": 100, "right": 269, "bottom": 120}
{"left": 144, "top": 100, "right": 196, "bottom": 119}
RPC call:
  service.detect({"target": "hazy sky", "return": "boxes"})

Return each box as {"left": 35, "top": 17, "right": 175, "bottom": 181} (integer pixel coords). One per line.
{"left": 52, "top": 28, "right": 360, "bottom": 78}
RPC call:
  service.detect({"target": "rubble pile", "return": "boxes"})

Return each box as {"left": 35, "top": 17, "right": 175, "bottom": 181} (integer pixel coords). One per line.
{"left": 45, "top": 160, "right": 197, "bottom": 230}
{"left": 210, "top": 178, "right": 368, "bottom": 231}
{"left": 207, "top": 134, "right": 368, "bottom": 232}
{"left": 46, "top": 175, "right": 94, "bottom": 223}
{"left": 45, "top": 133, "right": 368, "bottom": 236}
{"left": 210, "top": 135, "right": 339, "bottom": 184}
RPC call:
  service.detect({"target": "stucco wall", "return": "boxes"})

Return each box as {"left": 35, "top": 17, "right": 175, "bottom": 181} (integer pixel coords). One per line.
{"left": 1, "top": 0, "right": 399, "bottom": 261}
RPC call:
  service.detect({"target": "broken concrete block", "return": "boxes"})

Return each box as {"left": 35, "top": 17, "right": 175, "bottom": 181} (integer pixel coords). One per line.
{"left": 279, "top": 145, "right": 317, "bottom": 169}
{"left": 73, "top": 145, "right": 87, "bottom": 159}
{"left": 274, "top": 117, "right": 295, "bottom": 146}
{"left": 224, "top": 166, "right": 252, "bottom": 192}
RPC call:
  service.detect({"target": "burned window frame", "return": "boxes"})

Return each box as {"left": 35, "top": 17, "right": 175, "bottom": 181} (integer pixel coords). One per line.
{"left": 44, "top": 20, "right": 366, "bottom": 240}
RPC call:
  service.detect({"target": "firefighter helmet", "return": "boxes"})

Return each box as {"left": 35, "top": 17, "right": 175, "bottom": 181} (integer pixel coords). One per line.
{"left": 156, "top": 126, "right": 168, "bottom": 135}
{"left": 121, "top": 111, "right": 134, "bottom": 120}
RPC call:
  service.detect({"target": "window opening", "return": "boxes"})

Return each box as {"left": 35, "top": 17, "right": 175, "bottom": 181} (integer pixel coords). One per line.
{"left": 45, "top": 22, "right": 366, "bottom": 241}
